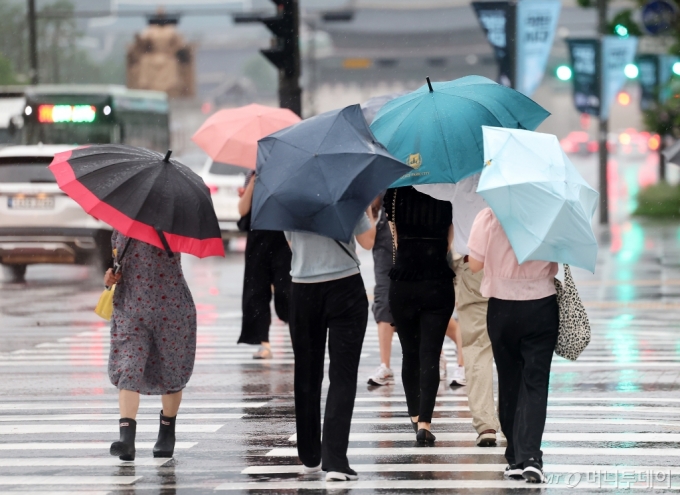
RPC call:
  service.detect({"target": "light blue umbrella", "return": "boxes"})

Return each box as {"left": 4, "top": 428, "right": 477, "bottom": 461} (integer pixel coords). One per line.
{"left": 370, "top": 75, "right": 550, "bottom": 188}
{"left": 477, "top": 126, "right": 599, "bottom": 272}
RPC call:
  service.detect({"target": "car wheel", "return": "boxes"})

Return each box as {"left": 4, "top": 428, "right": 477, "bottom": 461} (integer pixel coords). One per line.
{"left": 2, "top": 264, "right": 27, "bottom": 283}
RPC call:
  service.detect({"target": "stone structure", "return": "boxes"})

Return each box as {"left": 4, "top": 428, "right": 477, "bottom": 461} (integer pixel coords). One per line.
{"left": 126, "top": 16, "right": 195, "bottom": 98}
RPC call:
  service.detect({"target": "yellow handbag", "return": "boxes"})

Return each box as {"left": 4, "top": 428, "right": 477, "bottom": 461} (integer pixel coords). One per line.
{"left": 95, "top": 284, "right": 116, "bottom": 321}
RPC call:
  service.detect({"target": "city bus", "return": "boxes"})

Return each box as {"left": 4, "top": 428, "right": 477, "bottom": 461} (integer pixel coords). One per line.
{"left": 21, "top": 85, "right": 170, "bottom": 151}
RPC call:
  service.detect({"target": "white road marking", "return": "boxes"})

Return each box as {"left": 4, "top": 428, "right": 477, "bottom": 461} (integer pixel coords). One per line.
{"left": 0, "top": 442, "right": 196, "bottom": 450}
{"left": 0, "top": 458, "right": 171, "bottom": 467}
{"left": 354, "top": 396, "right": 680, "bottom": 404}
{"left": 0, "top": 476, "right": 141, "bottom": 485}
{"left": 0, "top": 403, "right": 261, "bottom": 411}
{"left": 352, "top": 405, "right": 680, "bottom": 414}
{"left": 266, "top": 446, "right": 680, "bottom": 456}
{"left": 0, "top": 424, "right": 223, "bottom": 434}
{"left": 0, "top": 413, "right": 242, "bottom": 422}
{"left": 241, "top": 463, "right": 680, "bottom": 475}
{"left": 288, "top": 432, "right": 680, "bottom": 442}
{"left": 214, "top": 479, "right": 641, "bottom": 490}
{"left": 345, "top": 417, "right": 680, "bottom": 427}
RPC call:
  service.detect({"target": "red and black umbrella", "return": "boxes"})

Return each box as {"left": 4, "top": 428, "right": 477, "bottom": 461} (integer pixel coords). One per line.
{"left": 49, "top": 144, "right": 224, "bottom": 258}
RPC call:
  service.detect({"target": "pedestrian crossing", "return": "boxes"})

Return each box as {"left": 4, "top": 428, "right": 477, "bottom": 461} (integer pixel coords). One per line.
{"left": 4, "top": 266, "right": 680, "bottom": 491}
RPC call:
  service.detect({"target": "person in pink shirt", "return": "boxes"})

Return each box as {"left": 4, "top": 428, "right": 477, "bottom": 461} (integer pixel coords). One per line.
{"left": 468, "top": 207, "right": 558, "bottom": 484}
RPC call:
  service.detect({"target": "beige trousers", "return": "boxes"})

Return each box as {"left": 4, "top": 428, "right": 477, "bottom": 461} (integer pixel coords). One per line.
{"left": 453, "top": 258, "right": 499, "bottom": 434}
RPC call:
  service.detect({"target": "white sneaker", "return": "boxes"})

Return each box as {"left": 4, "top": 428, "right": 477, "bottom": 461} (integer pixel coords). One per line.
{"left": 367, "top": 363, "right": 394, "bottom": 386}
{"left": 439, "top": 353, "right": 447, "bottom": 381}
{"left": 449, "top": 365, "right": 466, "bottom": 387}
{"left": 303, "top": 463, "right": 322, "bottom": 474}
{"left": 326, "top": 469, "right": 358, "bottom": 481}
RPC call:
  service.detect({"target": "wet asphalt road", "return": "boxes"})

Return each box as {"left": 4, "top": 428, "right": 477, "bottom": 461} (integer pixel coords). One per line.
{"left": 3, "top": 153, "right": 680, "bottom": 493}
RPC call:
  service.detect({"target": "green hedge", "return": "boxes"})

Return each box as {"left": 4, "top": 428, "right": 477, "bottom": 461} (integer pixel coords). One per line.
{"left": 634, "top": 181, "right": 680, "bottom": 218}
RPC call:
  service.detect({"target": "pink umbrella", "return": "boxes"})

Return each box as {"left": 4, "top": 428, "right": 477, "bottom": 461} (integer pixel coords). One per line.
{"left": 192, "top": 104, "right": 301, "bottom": 170}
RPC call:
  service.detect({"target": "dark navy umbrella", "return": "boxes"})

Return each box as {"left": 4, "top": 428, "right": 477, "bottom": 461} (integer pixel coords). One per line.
{"left": 250, "top": 104, "right": 411, "bottom": 243}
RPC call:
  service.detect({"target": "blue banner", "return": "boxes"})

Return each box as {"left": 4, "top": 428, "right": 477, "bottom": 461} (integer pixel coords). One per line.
{"left": 600, "top": 36, "right": 638, "bottom": 119}
{"left": 472, "top": 1, "right": 514, "bottom": 87}
{"left": 567, "top": 39, "right": 600, "bottom": 116}
{"left": 515, "top": 0, "right": 561, "bottom": 97}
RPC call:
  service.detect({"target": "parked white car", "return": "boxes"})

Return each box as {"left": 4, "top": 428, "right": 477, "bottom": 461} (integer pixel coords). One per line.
{"left": 199, "top": 158, "right": 248, "bottom": 246}
{"left": 0, "top": 145, "right": 112, "bottom": 282}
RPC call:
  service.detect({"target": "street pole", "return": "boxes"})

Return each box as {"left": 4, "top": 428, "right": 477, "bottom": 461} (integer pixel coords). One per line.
{"left": 278, "top": 0, "right": 301, "bottom": 116}
{"left": 597, "top": 0, "right": 608, "bottom": 225}
{"left": 27, "top": 0, "right": 39, "bottom": 85}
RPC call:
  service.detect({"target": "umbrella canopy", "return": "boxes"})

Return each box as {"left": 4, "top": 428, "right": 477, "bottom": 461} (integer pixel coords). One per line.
{"left": 477, "top": 126, "right": 598, "bottom": 272}
{"left": 191, "top": 103, "right": 301, "bottom": 169}
{"left": 251, "top": 104, "right": 411, "bottom": 243}
{"left": 370, "top": 75, "right": 550, "bottom": 187}
{"left": 49, "top": 145, "right": 224, "bottom": 258}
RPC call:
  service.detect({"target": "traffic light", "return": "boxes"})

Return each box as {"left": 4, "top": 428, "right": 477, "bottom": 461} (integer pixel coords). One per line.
{"left": 556, "top": 65, "right": 572, "bottom": 81}
{"left": 614, "top": 24, "right": 629, "bottom": 37}
{"left": 234, "top": 1, "right": 301, "bottom": 116}
{"left": 673, "top": 62, "right": 680, "bottom": 76}
{"left": 624, "top": 63, "right": 639, "bottom": 79}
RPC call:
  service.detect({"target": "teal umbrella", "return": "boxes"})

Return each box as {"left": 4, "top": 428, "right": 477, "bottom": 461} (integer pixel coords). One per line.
{"left": 370, "top": 75, "right": 550, "bottom": 187}
{"left": 477, "top": 126, "right": 599, "bottom": 273}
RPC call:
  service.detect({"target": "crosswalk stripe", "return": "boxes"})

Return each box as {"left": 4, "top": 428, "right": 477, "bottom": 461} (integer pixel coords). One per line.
{"left": 354, "top": 396, "right": 680, "bottom": 404}
{"left": 0, "top": 475, "right": 141, "bottom": 485}
{"left": 345, "top": 417, "right": 680, "bottom": 427}
{"left": 0, "top": 442, "right": 196, "bottom": 450}
{"left": 240, "top": 463, "right": 680, "bottom": 475}
{"left": 0, "top": 458, "right": 170, "bottom": 467}
{"left": 0, "top": 403, "right": 261, "bottom": 411}
{"left": 0, "top": 424, "right": 223, "bottom": 434}
{"left": 288, "top": 432, "right": 680, "bottom": 442}
{"left": 213, "top": 479, "right": 630, "bottom": 490}
{"left": 0, "top": 413, "right": 242, "bottom": 422}
{"left": 266, "top": 446, "right": 680, "bottom": 457}
{"left": 352, "top": 405, "right": 680, "bottom": 414}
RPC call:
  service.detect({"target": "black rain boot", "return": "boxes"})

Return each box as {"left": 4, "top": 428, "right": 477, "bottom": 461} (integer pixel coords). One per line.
{"left": 110, "top": 418, "right": 136, "bottom": 461}
{"left": 153, "top": 410, "right": 176, "bottom": 458}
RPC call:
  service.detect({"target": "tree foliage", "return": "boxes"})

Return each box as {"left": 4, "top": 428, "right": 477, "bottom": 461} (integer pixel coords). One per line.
{"left": 0, "top": 0, "right": 124, "bottom": 85}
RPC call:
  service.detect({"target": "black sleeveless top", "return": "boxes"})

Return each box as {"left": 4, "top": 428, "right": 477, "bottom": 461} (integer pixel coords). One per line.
{"left": 383, "top": 186, "right": 454, "bottom": 281}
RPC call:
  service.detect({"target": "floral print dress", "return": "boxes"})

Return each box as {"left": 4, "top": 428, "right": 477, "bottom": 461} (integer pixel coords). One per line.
{"left": 108, "top": 230, "right": 197, "bottom": 395}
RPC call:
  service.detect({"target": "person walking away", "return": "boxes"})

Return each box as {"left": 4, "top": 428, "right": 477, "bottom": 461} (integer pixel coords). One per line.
{"left": 237, "top": 171, "right": 292, "bottom": 358}
{"left": 287, "top": 210, "right": 376, "bottom": 481}
{"left": 416, "top": 177, "right": 501, "bottom": 446}
{"left": 105, "top": 230, "right": 197, "bottom": 461}
{"left": 367, "top": 194, "right": 396, "bottom": 386}
{"left": 384, "top": 186, "right": 454, "bottom": 444}
{"left": 468, "top": 207, "right": 558, "bottom": 483}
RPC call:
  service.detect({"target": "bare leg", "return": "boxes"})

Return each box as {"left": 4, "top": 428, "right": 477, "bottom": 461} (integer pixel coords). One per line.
{"left": 161, "top": 390, "right": 183, "bottom": 417}
{"left": 119, "top": 389, "right": 140, "bottom": 419}
{"left": 377, "top": 321, "right": 395, "bottom": 368}
{"left": 446, "top": 318, "right": 464, "bottom": 366}
{"left": 418, "top": 421, "right": 431, "bottom": 431}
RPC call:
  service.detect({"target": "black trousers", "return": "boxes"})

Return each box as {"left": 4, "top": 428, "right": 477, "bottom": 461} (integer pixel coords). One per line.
{"left": 238, "top": 230, "right": 292, "bottom": 345}
{"left": 487, "top": 295, "right": 559, "bottom": 466}
{"left": 389, "top": 278, "right": 454, "bottom": 423}
{"left": 289, "top": 274, "right": 368, "bottom": 472}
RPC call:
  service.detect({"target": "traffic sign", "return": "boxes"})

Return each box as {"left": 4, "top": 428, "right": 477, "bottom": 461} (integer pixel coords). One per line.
{"left": 641, "top": 0, "right": 677, "bottom": 36}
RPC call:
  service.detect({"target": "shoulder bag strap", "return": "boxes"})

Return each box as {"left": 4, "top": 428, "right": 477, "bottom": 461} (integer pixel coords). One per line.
{"left": 334, "top": 240, "right": 360, "bottom": 269}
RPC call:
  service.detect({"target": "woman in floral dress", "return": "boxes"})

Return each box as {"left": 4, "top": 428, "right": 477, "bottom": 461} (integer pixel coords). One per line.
{"left": 105, "top": 229, "right": 197, "bottom": 461}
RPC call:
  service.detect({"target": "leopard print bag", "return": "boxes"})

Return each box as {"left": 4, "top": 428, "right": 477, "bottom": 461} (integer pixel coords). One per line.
{"left": 554, "top": 264, "right": 590, "bottom": 360}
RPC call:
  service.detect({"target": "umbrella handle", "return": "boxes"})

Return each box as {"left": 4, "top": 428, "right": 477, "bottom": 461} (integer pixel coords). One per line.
{"left": 155, "top": 228, "right": 175, "bottom": 258}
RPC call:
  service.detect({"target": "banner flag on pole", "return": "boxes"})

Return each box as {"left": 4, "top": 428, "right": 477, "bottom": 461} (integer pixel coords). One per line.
{"left": 472, "top": 1, "right": 514, "bottom": 87}
{"left": 600, "top": 35, "right": 638, "bottom": 120}
{"left": 515, "top": 0, "right": 561, "bottom": 97}
{"left": 567, "top": 38, "right": 601, "bottom": 116}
